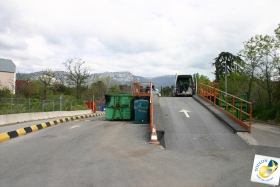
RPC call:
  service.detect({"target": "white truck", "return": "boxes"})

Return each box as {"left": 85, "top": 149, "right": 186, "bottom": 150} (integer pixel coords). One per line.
{"left": 173, "top": 74, "right": 196, "bottom": 97}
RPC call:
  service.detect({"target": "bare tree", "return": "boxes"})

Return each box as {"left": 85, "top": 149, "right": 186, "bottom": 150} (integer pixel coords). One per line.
{"left": 37, "top": 69, "right": 55, "bottom": 100}
{"left": 55, "top": 71, "right": 66, "bottom": 85}
{"left": 63, "top": 58, "right": 91, "bottom": 99}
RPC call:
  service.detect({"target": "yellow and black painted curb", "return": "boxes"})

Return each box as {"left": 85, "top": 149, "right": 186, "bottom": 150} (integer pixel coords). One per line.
{"left": 0, "top": 112, "right": 105, "bottom": 143}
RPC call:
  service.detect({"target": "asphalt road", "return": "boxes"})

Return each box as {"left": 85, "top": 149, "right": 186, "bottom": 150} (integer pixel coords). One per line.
{"left": 159, "top": 97, "right": 250, "bottom": 150}
{"left": 0, "top": 103, "right": 280, "bottom": 186}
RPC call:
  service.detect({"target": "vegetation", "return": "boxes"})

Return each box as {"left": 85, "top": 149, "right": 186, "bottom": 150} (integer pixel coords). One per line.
{"left": 212, "top": 52, "right": 245, "bottom": 82}
{"left": 211, "top": 24, "right": 280, "bottom": 123}
{"left": 37, "top": 69, "right": 56, "bottom": 100}
{"left": 161, "top": 86, "right": 173, "bottom": 97}
{"left": 195, "top": 73, "right": 211, "bottom": 85}
{"left": 63, "top": 58, "right": 91, "bottom": 99}
{"left": 0, "top": 58, "right": 134, "bottom": 115}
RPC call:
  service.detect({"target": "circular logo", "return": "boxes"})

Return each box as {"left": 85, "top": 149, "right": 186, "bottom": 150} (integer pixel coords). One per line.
{"left": 259, "top": 160, "right": 278, "bottom": 179}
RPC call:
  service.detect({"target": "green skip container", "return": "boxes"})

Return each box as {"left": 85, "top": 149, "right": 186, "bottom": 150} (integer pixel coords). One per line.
{"left": 105, "top": 94, "right": 134, "bottom": 120}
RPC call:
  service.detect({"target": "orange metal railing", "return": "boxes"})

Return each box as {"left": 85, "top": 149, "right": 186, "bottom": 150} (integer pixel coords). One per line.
{"left": 198, "top": 82, "right": 252, "bottom": 133}
{"left": 132, "top": 82, "right": 153, "bottom": 134}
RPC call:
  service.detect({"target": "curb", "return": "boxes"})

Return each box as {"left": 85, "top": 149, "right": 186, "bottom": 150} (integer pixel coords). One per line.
{"left": 0, "top": 112, "right": 105, "bottom": 143}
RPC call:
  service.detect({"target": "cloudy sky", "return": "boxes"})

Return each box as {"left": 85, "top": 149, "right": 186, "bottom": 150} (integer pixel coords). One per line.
{"left": 1, "top": 0, "right": 279, "bottom": 80}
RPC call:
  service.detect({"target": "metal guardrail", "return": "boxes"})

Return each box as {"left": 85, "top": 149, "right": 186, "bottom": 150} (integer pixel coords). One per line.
{"left": 198, "top": 83, "right": 252, "bottom": 133}
{"left": 132, "top": 82, "right": 153, "bottom": 134}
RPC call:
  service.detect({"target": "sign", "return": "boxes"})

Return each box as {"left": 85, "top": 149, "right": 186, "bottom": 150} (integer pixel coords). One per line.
{"left": 251, "top": 154, "right": 280, "bottom": 186}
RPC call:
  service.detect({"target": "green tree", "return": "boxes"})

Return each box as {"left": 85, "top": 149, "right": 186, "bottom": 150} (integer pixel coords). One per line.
{"left": 119, "top": 85, "right": 131, "bottom": 94}
{"left": 108, "top": 84, "right": 120, "bottom": 94}
{"left": 161, "top": 86, "right": 173, "bottom": 97}
{"left": 91, "top": 81, "right": 107, "bottom": 101}
{"left": 30, "top": 80, "right": 44, "bottom": 99}
{"left": 195, "top": 73, "right": 211, "bottom": 84}
{"left": 238, "top": 37, "right": 261, "bottom": 101}
{"left": 275, "top": 23, "right": 280, "bottom": 41}
{"left": 102, "top": 76, "right": 114, "bottom": 88}
{"left": 64, "top": 58, "right": 91, "bottom": 99}
{"left": 219, "top": 72, "right": 249, "bottom": 96}
{"left": 274, "top": 24, "right": 280, "bottom": 77}
{"left": 212, "top": 52, "right": 245, "bottom": 82}
{"left": 37, "top": 69, "right": 55, "bottom": 100}
{"left": 0, "top": 85, "right": 12, "bottom": 98}
{"left": 241, "top": 35, "right": 279, "bottom": 107}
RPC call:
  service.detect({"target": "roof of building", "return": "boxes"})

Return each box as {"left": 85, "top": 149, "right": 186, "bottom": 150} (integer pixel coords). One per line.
{"left": 0, "top": 58, "right": 16, "bottom": 73}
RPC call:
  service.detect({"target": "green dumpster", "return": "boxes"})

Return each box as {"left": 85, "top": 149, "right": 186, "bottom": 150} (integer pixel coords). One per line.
{"left": 217, "top": 94, "right": 248, "bottom": 120}
{"left": 134, "top": 99, "right": 149, "bottom": 124}
{"left": 105, "top": 94, "right": 133, "bottom": 120}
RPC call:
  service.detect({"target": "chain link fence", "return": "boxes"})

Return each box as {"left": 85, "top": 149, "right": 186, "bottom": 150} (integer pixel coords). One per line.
{"left": 0, "top": 98, "right": 88, "bottom": 115}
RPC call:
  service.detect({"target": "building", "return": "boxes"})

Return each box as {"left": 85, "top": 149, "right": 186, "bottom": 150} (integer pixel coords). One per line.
{"left": 0, "top": 58, "right": 16, "bottom": 93}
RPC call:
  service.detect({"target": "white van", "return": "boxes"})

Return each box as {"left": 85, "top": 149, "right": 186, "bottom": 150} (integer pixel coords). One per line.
{"left": 173, "top": 74, "right": 196, "bottom": 97}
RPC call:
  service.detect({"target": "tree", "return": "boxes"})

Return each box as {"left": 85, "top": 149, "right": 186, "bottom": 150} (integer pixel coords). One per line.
{"left": 37, "top": 69, "right": 55, "bottom": 100}
{"left": 0, "top": 83, "right": 12, "bottom": 98}
{"left": 275, "top": 23, "right": 280, "bottom": 41}
{"left": 161, "top": 86, "right": 173, "bottom": 97}
{"left": 91, "top": 81, "right": 107, "bottom": 101}
{"left": 108, "top": 84, "right": 120, "bottom": 94}
{"left": 15, "top": 71, "right": 35, "bottom": 97}
{"left": 274, "top": 24, "right": 280, "bottom": 77}
{"left": 54, "top": 71, "right": 67, "bottom": 86}
{"left": 238, "top": 37, "right": 262, "bottom": 101}
{"left": 64, "top": 58, "right": 91, "bottom": 99}
{"left": 239, "top": 33, "right": 280, "bottom": 108}
{"left": 221, "top": 72, "right": 249, "bottom": 96}
{"left": 212, "top": 52, "right": 245, "bottom": 82}
{"left": 119, "top": 85, "right": 131, "bottom": 94}
{"left": 103, "top": 76, "right": 114, "bottom": 88}
{"left": 195, "top": 73, "right": 211, "bottom": 84}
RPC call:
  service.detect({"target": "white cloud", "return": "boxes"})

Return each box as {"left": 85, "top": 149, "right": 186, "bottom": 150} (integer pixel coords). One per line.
{"left": 0, "top": 0, "right": 279, "bottom": 80}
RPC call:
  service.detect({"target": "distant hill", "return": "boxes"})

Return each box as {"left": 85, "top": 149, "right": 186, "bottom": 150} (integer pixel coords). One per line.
{"left": 17, "top": 71, "right": 175, "bottom": 88}
{"left": 89, "top": 72, "right": 174, "bottom": 88}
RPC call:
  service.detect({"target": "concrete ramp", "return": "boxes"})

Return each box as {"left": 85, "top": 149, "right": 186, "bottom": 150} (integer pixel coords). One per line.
{"left": 153, "top": 97, "right": 250, "bottom": 150}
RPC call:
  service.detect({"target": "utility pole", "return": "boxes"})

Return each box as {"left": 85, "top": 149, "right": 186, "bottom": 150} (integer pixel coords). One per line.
{"left": 225, "top": 62, "right": 227, "bottom": 93}
{"left": 60, "top": 95, "right": 63, "bottom": 111}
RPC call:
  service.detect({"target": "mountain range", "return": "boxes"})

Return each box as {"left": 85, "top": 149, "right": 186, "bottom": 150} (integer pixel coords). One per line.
{"left": 17, "top": 71, "right": 175, "bottom": 88}
{"left": 92, "top": 71, "right": 174, "bottom": 88}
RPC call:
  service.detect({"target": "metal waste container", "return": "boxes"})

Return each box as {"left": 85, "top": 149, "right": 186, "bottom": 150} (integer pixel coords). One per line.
{"left": 105, "top": 94, "right": 133, "bottom": 120}
{"left": 134, "top": 99, "right": 149, "bottom": 124}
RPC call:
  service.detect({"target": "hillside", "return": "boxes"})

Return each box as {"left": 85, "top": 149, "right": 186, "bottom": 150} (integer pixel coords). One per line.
{"left": 17, "top": 71, "right": 175, "bottom": 88}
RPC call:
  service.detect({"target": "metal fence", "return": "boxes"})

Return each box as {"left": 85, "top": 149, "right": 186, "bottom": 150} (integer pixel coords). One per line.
{"left": 198, "top": 82, "right": 252, "bottom": 133}
{"left": 0, "top": 98, "right": 87, "bottom": 115}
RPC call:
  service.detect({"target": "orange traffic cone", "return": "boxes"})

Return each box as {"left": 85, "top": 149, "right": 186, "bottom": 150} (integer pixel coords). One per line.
{"left": 150, "top": 125, "right": 160, "bottom": 144}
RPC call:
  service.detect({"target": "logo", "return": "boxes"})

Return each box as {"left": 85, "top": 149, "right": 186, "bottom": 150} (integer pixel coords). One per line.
{"left": 251, "top": 155, "right": 280, "bottom": 186}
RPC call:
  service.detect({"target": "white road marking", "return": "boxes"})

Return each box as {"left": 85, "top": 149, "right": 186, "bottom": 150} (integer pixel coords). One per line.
{"left": 179, "top": 109, "right": 190, "bottom": 118}
{"left": 69, "top": 125, "right": 81, "bottom": 129}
